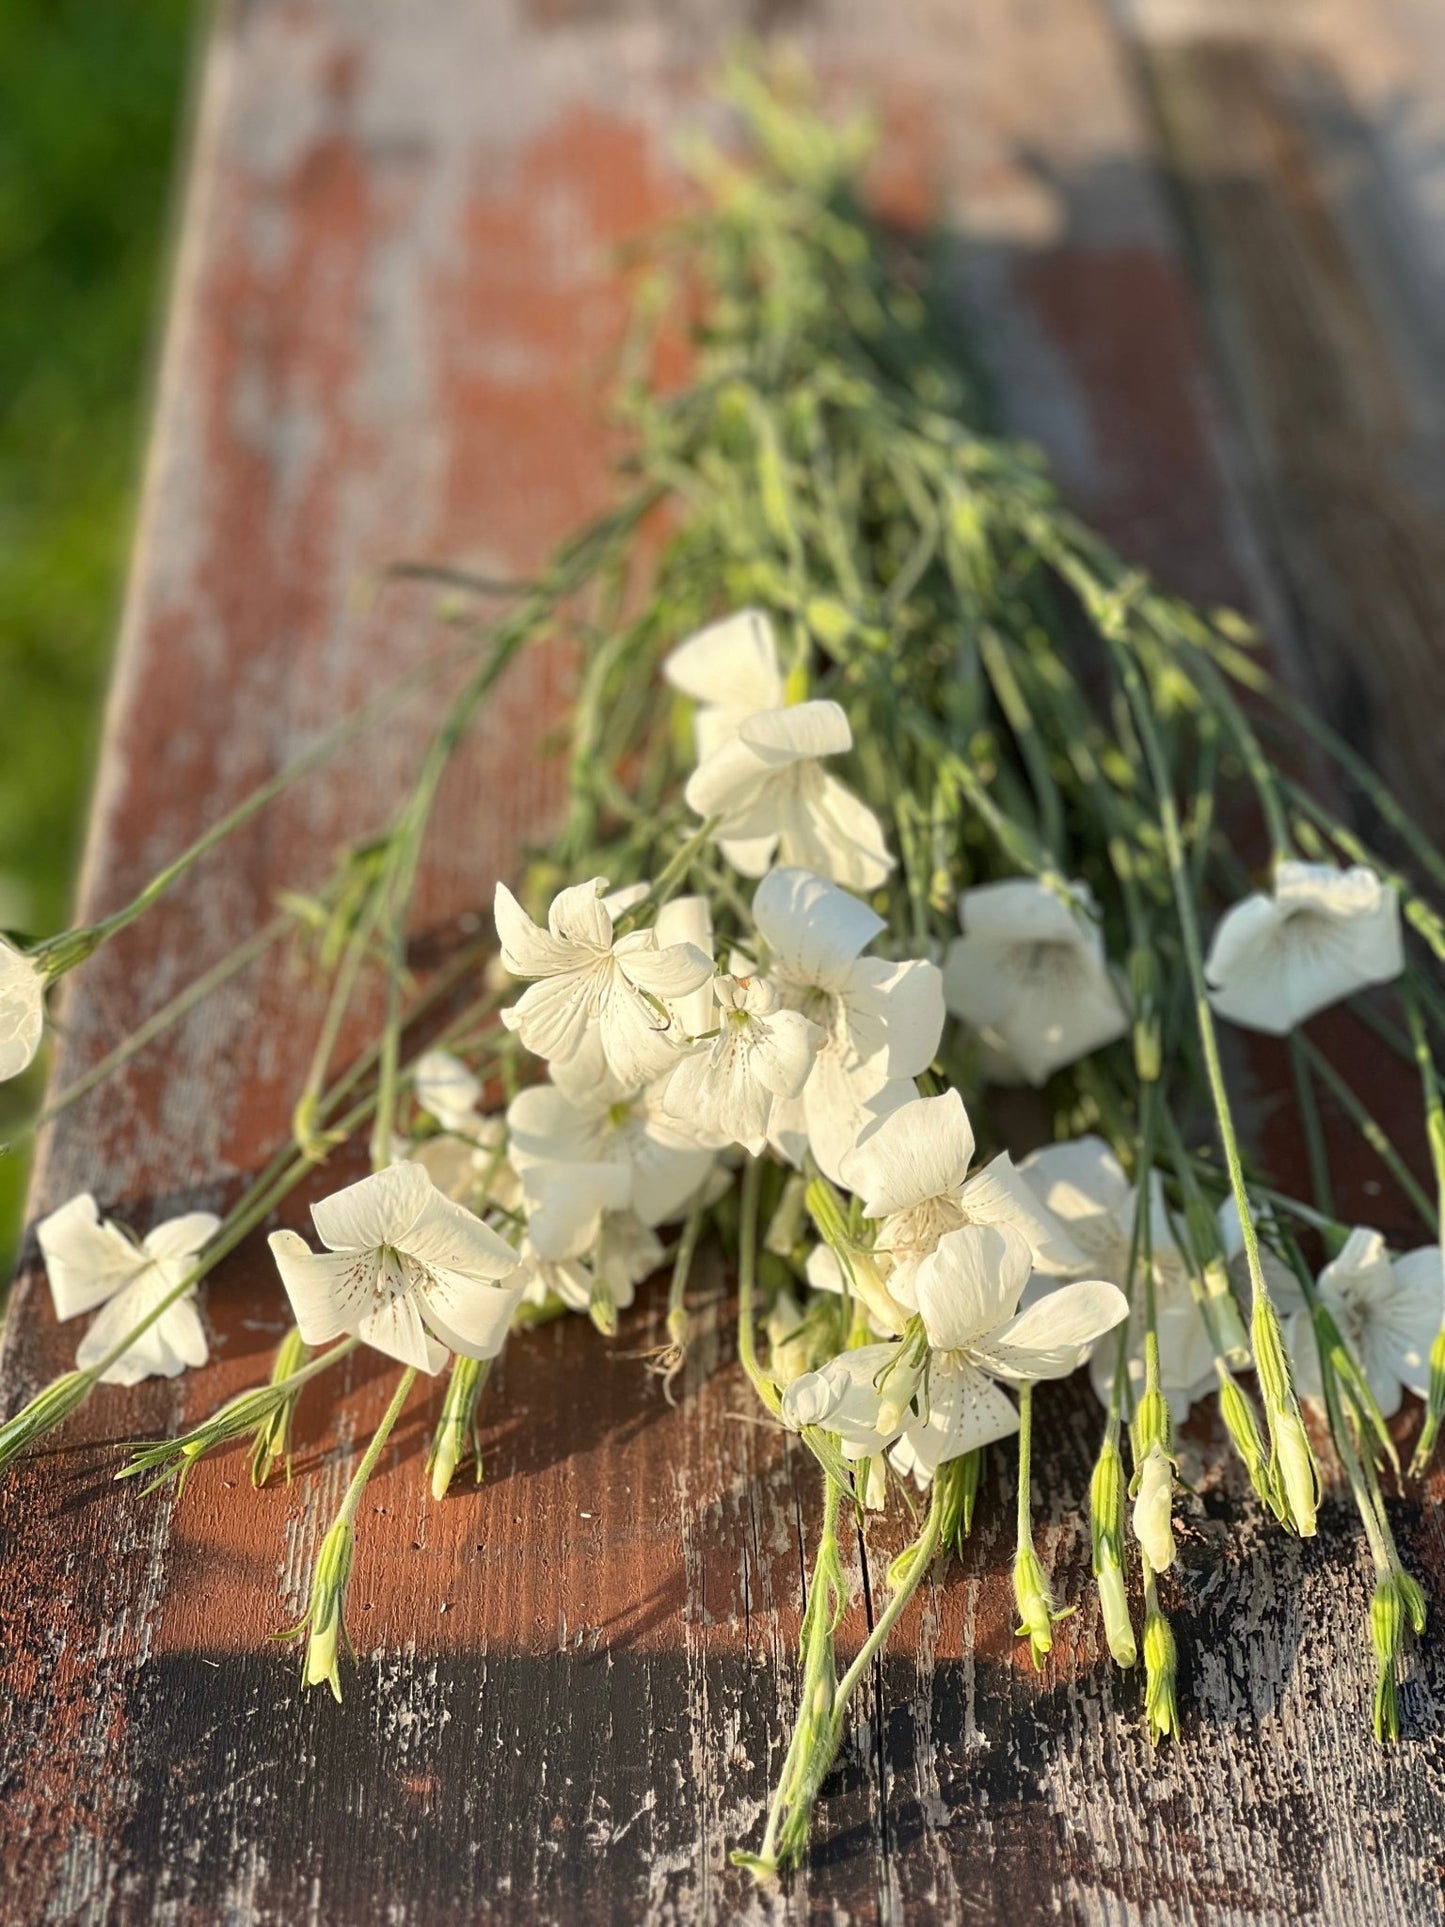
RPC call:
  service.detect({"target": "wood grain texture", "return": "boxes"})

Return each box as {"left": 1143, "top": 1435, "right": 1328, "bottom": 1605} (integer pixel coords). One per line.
{"left": 2, "top": 0, "right": 1444, "bottom": 1922}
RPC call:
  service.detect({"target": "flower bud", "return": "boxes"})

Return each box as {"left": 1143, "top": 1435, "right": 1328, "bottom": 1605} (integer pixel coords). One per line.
{"left": 588, "top": 1277, "right": 618, "bottom": 1338}
{"left": 1143, "top": 1604, "right": 1178, "bottom": 1743}
{"left": 1272, "top": 1402, "right": 1319, "bottom": 1539}
{"left": 1216, "top": 1369, "right": 1281, "bottom": 1519}
{"left": 1013, "top": 1544, "right": 1060, "bottom": 1668}
{"left": 1096, "top": 1554, "right": 1137, "bottom": 1668}
{"left": 1371, "top": 1574, "right": 1405, "bottom": 1742}
{"left": 300, "top": 1516, "right": 355, "bottom": 1702}
{"left": 1132, "top": 1444, "right": 1176, "bottom": 1573}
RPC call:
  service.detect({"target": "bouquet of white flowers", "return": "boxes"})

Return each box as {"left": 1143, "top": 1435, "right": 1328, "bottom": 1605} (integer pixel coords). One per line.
{"left": 3, "top": 65, "right": 1441, "bottom": 1875}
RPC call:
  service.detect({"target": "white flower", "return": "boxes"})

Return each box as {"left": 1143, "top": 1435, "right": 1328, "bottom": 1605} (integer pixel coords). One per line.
{"left": 1204, "top": 861, "right": 1403, "bottom": 1035}
{"left": 663, "top": 975, "right": 822, "bottom": 1155}
{"left": 0, "top": 937, "right": 44, "bottom": 1082}
{"left": 1020, "top": 1136, "right": 1215, "bottom": 1422}
{"left": 752, "top": 867, "right": 944, "bottom": 1183}
{"left": 37, "top": 1193, "right": 218, "bottom": 1386}
{"left": 662, "top": 608, "right": 785, "bottom": 762}
{"left": 787, "top": 1224, "right": 1125, "bottom": 1476}
{"left": 507, "top": 1056, "right": 715, "bottom": 1251}
{"left": 1288, "top": 1228, "right": 1442, "bottom": 1418}
{"left": 268, "top": 1162, "right": 522, "bottom": 1374}
{"left": 494, "top": 877, "right": 713, "bottom": 1086}
{"left": 840, "top": 1088, "right": 1083, "bottom": 1303}
{"left": 943, "top": 878, "right": 1127, "bottom": 1086}
{"left": 684, "top": 701, "right": 894, "bottom": 889}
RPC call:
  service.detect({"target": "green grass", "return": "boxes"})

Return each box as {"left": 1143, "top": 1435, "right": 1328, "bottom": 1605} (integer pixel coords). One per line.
{"left": 0, "top": 0, "right": 196, "bottom": 1241}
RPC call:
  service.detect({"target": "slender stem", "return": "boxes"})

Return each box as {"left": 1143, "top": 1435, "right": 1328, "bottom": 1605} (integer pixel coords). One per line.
{"left": 1111, "top": 638, "right": 1276, "bottom": 1314}
{"left": 31, "top": 641, "right": 476, "bottom": 978}
{"left": 1016, "top": 1383, "right": 1034, "bottom": 1551}
{"left": 832, "top": 1482, "right": 944, "bottom": 1708}
{"left": 1289, "top": 1034, "right": 1335, "bottom": 1220}
{"left": 39, "top": 914, "right": 291, "bottom": 1124}
{"left": 337, "top": 1368, "right": 418, "bottom": 1527}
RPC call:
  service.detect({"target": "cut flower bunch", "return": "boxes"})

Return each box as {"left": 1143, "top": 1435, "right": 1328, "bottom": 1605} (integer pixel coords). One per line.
{"left": 3, "top": 64, "right": 1445, "bottom": 1874}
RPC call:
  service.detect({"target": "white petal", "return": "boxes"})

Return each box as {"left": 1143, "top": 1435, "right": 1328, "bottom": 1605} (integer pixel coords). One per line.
{"left": 597, "top": 970, "right": 688, "bottom": 1089}
{"left": 311, "top": 1161, "right": 433, "bottom": 1254}
{"left": 942, "top": 934, "right": 1014, "bottom": 1030}
{"left": 654, "top": 895, "right": 717, "bottom": 1035}
{"left": 402, "top": 1187, "right": 520, "bottom": 1282}
{"left": 500, "top": 970, "right": 597, "bottom": 1066}
{"left": 781, "top": 1343, "right": 899, "bottom": 1448}
{"left": 546, "top": 877, "right": 614, "bottom": 950}
{"left": 662, "top": 1038, "right": 770, "bottom": 1155}
{"left": 78, "top": 1272, "right": 207, "bottom": 1386}
{"left": 901, "top": 1359, "right": 1019, "bottom": 1473}
{"left": 753, "top": 866, "right": 884, "bottom": 990}
{"left": 614, "top": 934, "right": 714, "bottom": 1001}
{"left": 662, "top": 608, "right": 782, "bottom": 711}
{"left": 779, "top": 772, "right": 893, "bottom": 890}
{"left": 142, "top": 1213, "right": 222, "bottom": 1263}
{"left": 973, "top": 1279, "right": 1128, "bottom": 1381}
{"left": 356, "top": 1293, "right": 449, "bottom": 1373}
{"left": 412, "top": 1049, "right": 483, "bottom": 1130}
{"left": 845, "top": 956, "right": 945, "bottom": 1076}
{"left": 1019, "top": 1136, "right": 1133, "bottom": 1235}
{"left": 715, "top": 831, "right": 781, "bottom": 877}
{"left": 914, "top": 1222, "right": 1034, "bottom": 1352}
{"left": 738, "top": 700, "right": 852, "bottom": 764}
{"left": 37, "top": 1193, "right": 144, "bottom": 1320}
{"left": 959, "top": 878, "right": 1094, "bottom": 946}
{"left": 521, "top": 1158, "right": 631, "bottom": 1259}
{"left": 418, "top": 1277, "right": 525, "bottom": 1362}
{"left": 841, "top": 1089, "right": 976, "bottom": 1220}
{"left": 990, "top": 954, "right": 1127, "bottom": 1085}
{"left": 685, "top": 733, "right": 774, "bottom": 821}
{"left": 1386, "top": 1245, "right": 1445, "bottom": 1398}
{"left": 750, "top": 1009, "right": 823, "bottom": 1100}
{"left": 806, "top": 1244, "right": 847, "bottom": 1295}
{"left": 268, "top": 1231, "right": 377, "bottom": 1344}
{"left": 795, "top": 1054, "right": 913, "bottom": 1188}
{"left": 958, "top": 1154, "right": 1085, "bottom": 1275}
{"left": 506, "top": 1081, "right": 602, "bottom": 1168}
{"left": 493, "top": 881, "right": 576, "bottom": 977}
{"left": 0, "top": 939, "right": 45, "bottom": 1082}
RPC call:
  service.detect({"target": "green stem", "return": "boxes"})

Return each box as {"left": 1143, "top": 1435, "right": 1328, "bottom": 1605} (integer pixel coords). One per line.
{"left": 338, "top": 1367, "right": 418, "bottom": 1527}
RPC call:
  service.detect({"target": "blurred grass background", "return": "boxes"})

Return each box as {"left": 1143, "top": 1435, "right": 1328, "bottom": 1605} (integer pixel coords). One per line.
{"left": 0, "top": 0, "right": 196, "bottom": 1249}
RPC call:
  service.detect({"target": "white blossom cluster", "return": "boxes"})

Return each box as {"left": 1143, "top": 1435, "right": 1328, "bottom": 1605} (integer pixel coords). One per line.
{"left": 28, "top": 610, "right": 1436, "bottom": 1506}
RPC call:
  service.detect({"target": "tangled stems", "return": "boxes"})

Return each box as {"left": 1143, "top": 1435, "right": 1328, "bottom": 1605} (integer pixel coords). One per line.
{"left": 741, "top": 1467, "right": 952, "bottom": 1878}
{"left": 1110, "top": 635, "right": 1318, "bottom": 1538}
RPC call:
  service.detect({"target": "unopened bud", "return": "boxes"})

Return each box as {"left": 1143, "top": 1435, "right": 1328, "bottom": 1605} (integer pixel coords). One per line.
{"left": 1272, "top": 1402, "right": 1319, "bottom": 1539}
{"left": 1251, "top": 1296, "right": 1290, "bottom": 1406}
{"left": 1371, "top": 1575, "right": 1405, "bottom": 1742}
{"left": 588, "top": 1277, "right": 618, "bottom": 1338}
{"left": 1216, "top": 1370, "right": 1281, "bottom": 1518}
{"left": 1096, "top": 1554, "right": 1137, "bottom": 1667}
{"left": 1132, "top": 1445, "right": 1176, "bottom": 1573}
{"left": 299, "top": 1516, "right": 355, "bottom": 1702}
{"left": 1143, "top": 1606, "right": 1178, "bottom": 1744}
{"left": 1013, "top": 1544, "right": 1063, "bottom": 1668}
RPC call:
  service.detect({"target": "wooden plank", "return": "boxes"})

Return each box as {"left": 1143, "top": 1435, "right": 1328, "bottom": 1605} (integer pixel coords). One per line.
{"left": 2, "top": 0, "right": 1444, "bottom": 1922}
{"left": 1125, "top": 0, "right": 1445, "bottom": 841}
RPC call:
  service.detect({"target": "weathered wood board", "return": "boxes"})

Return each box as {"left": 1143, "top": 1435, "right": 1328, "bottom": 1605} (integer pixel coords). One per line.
{"left": 3, "top": 1, "right": 1444, "bottom": 1922}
